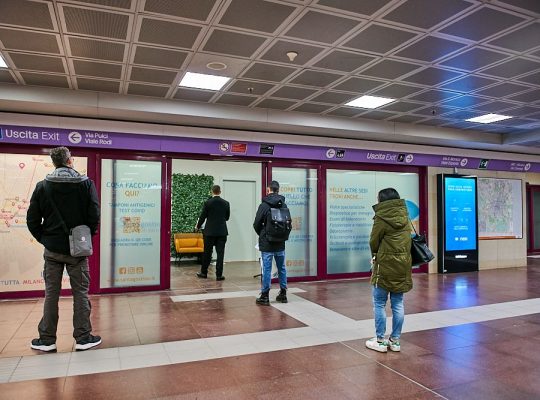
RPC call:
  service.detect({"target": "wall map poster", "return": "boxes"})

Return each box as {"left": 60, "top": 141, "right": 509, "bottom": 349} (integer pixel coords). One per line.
{"left": 0, "top": 154, "right": 87, "bottom": 292}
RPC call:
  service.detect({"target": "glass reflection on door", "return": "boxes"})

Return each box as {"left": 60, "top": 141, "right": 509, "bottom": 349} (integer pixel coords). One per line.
{"left": 271, "top": 167, "right": 317, "bottom": 277}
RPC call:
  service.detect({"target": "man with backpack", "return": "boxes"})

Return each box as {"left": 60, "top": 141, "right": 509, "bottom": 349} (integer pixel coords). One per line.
{"left": 253, "top": 180, "right": 291, "bottom": 306}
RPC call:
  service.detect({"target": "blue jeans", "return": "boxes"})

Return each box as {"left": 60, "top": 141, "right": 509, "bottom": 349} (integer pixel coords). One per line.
{"left": 372, "top": 286, "right": 404, "bottom": 340}
{"left": 260, "top": 251, "right": 286, "bottom": 292}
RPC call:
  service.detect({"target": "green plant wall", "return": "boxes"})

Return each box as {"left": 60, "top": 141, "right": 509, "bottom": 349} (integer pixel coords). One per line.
{"left": 171, "top": 173, "right": 214, "bottom": 251}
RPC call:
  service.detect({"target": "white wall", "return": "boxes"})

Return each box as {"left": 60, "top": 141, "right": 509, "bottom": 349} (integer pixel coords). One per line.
{"left": 427, "top": 167, "right": 531, "bottom": 273}
{"left": 172, "top": 159, "right": 262, "bottom": 262}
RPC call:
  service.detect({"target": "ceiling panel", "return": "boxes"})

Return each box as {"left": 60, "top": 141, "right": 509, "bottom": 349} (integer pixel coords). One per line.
{"left": 227, "top": 79, "right": 275, "bottom": 95}
{"left": 313, "top": 50, "right": 375, "bottom": 72}
{"left": 68, "top": 37, "right": 125, "bottom": 62}
{"left": 359, "top": 59, "right": 422, "bottom": 80}
{"left": 9, "top": 53, "right": 65, "bottom": 73}
{"left": 475, "top": 82, "right": 531, "bottom": 97}
{"left": 344, "top": 24, "right": 418, "bottom": 54}
{"left": 271, "top": 85, "right": 317, "bottom": 100}
{"left": 20, "top": 72, "right": 70, "bottom": 88}
{"left": 133, "top": 46, "right": 188, "bottom": 69}
{"left": 0, "top": 69, "right": 16, "bottom": 83}
{"left": 408, "top": 89, "right": 460, "bottom": 103}
{"left": 333, "top": 77, "right": 385, "bottom": 92}
{"left": 255, "top": 98, "right": 296, "bottom": 109}
{"left": 311, "top": 91, "right": 354, "bottom": 104}
{"left": 327, "top": 107, "right": 362, "bottom": 117}
{"left": 76, "top": 77, "right": 120, "bottom": 92}
{"left": 0, "top": 0, "right": 54, "bottom": 30}
{"left": 203, "top": 29, "right": 267, "bottom": 57}
{"left": 292, "top": 103, "right": 332, "bottom": 113}
{"left": 144, "top": 0, "right": 216, "bottom": 21}
{"left": 402, "top": 67, "right": 463, "bottom": 86}
{"left": 371, "top": 83, "right": 424, "bottom": 98}
{"left": 480, "top": 58, "right": 540, "bottom": 78}
{"left": 128, "top": 83, "right": 169, "bottom": 97}
{"left": 488, "top": 22, "right": 540, "bottom": 52}
{"left": 242, "top": 62, "right": 297, "bottom": 82}
{"left": 439, "top": 7, "right": 526, "bottom": 41}
{"left": 73, "top": 59, "right": 122, "bottom": 79}
{"left": 219, "top": 0, "right": 296, "bottom": 33}
{"left": 395, "top": 36, "right": 467, "bottom": 62}
{"left": 441, "top": 75, "right": 499, "bottom": 93}
{"left": 380, "top": 100, "right": 423, "bottom": 113}
{"left": 382, "top": 0, "right": 472, "bottom": 30}
{"left": 289, "top": 70, "right": 342, "bottom": 87}
{"left": 316, "top": 0, "right": 393, "bottom": 16}
{"left": 130, "top": 66, "right": 177, "bottom": 84}
{"left": 359, "top": 110, "right": 396, "bottom": 119}
{"left": 174, "top": 88, "right": 215, "bottom": 102}
{"left": 440, "top": 48, "right": 509, "bottom": 71}
{"left": 215, "top": 93, "right": 256, "bottom": 106}
{"left": 284, "top": 11, "right": 358, "bottom": 44}
{"left": 62, "top": 6, "right": 130, "bottom": 40}
{"left": 0, "top": 29, "right": 60, "bottom": 54}
{"left": 138, "top": 18, "right": 201, "bottom": 48}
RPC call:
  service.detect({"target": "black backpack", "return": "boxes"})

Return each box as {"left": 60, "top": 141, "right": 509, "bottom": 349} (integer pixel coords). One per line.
{"left": 266, "top": 206, "right": 292, "bottom": 242}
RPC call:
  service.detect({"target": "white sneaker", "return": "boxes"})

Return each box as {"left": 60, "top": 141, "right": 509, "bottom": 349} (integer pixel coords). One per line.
{"left": 388, "top": 338, "right": 401, "bottom": 352}
{"left": 365, "top": 337, "right": 388, "bottom": 353}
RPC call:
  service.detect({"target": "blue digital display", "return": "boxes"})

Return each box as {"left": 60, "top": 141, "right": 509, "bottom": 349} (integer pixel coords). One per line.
{"left": 444, "top": 177, "right": 477, "bottom": 251}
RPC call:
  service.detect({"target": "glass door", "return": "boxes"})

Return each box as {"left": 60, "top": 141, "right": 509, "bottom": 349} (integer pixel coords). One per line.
{"left": 270, "top": 165, "right": 318, "bottom": 279}
{"left": 527, "top": 184, "right": 540, "bottom": 253}
{"left": 97, "top": 156, "right": 169, "bottom": 293}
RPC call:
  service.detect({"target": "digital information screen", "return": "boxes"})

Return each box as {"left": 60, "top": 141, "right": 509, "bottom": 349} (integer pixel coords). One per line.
{"left": 444, "top": 176, "right": 477, "bottom": 251}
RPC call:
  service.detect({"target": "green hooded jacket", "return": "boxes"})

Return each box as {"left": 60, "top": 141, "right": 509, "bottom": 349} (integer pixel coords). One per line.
{"left": 369, "top": 198, "right": 412, "bottom": 293}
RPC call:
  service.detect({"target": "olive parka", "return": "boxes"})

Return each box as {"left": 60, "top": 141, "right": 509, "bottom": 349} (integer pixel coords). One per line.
{"left": 369, "top": 198, "right": 413, "bottom": 293}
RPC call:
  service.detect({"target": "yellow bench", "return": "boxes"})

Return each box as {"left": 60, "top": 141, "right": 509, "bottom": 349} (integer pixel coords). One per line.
{"left": 174, "top": 232, "right": 204, "bottom": 262}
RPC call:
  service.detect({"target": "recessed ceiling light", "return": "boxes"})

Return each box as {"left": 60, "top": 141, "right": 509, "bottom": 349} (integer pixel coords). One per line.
{"left": 179, "top": 72, "right": 230, "bottom": 91}
{"left": 345, "top": 95, "right": 395, "bottom": 109}
{"left": 465, "top": 113, "right": 512, "bottom": 124}
{"left": 206, "top": 62, "right": 227, "bottom": 71}
{"left": 0, "top": 55, "right": 7, "bottom": 68}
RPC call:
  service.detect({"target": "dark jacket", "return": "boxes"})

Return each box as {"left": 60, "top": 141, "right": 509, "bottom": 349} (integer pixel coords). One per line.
{"left": 26, "top": 167, "right": 100, "bottom": 256}
{"left": 253, "top": 193, "right": 287, "bottom": 252}
{"left": 196, "top": 196, "right": 230, "bottom": 236}
{"left": 369, "top": 198, "right": 412, "bottom": 293}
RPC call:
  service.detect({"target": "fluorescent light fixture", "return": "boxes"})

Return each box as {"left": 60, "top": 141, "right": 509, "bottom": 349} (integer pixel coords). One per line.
{"left": 179, "top": 72, "right": 230, "bottom": 90}
{"left": 465, "top": 113, "right": 512, "bottom": 124}
{"left": 345, "top": 95, "right": 395, "bottom": 109}
{"left": 0, "top": 55, "right": 7, "bottom": 68}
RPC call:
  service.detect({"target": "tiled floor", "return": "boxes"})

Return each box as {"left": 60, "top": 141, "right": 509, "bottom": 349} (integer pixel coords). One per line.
{"left": 1, "top": 259, "right": 540, "bottom": 399}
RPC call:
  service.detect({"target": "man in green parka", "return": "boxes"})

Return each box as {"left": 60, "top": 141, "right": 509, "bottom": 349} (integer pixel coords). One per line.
{"left": 366, "top": 188, "right": 412, "bottom": 353}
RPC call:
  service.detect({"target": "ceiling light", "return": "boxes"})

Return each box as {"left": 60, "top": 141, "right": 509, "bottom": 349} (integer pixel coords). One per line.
{"left": 286, "top": 51, "right": 298, "bottom": 62}
{"left": 465, "top": 113, "right": 512, "bottom": 124}
{"left": 0, "top": 55, "right": 7, "bottom": 68}
{"left": 206, "top": 62, "right": 227, "bottom": 71}
{"left": 179, "top": 72, "right": 230, "bottom": 91}
{"left": 345, "top": 95, "right": 395, "bottom": 109}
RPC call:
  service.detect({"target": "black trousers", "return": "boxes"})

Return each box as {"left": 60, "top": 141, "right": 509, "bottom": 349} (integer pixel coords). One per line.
{"left": 201, "top": 235, "right": 227, "bottom": 277}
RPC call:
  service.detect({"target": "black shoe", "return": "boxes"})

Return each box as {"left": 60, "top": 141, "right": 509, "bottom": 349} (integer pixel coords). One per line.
{"left": 216, "top": 276, "right": 225, "bottom": 281}
{"left": 256, "top": 291, "right": 270, "bottom": 306}
{"left": 30, "top": 338, "right": 57, "bottom": 352}
{"left": 75, "top": 334, "right": 102, "bottom": 351}
{"left": 196, "top": 273, "right": 207, "bottom": 279}
{"left": 276, "top": 288, "right": 288, "bottom": 303}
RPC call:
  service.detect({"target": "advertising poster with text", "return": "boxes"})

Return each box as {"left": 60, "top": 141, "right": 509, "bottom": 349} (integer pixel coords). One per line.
{"left": 100, "top": 160, "right": 161, "bottom": 288}
{"left": 272, "top": 168, "right": 317, "bottom": 277}
{"left": 326, "top": 171, "right": 419, "bottom": 274}
{"left": 0, "top": 154, "right": 86, "bottom": 292}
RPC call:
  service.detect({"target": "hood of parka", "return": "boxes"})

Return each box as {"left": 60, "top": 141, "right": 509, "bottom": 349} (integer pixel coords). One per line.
{"left": 372, "top": 198, "right": 409, "bottom": 229}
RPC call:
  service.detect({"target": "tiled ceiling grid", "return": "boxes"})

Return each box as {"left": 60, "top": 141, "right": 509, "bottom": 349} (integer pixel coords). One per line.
{"left": 0, "top": 0, "right": 539, "bottom": 138}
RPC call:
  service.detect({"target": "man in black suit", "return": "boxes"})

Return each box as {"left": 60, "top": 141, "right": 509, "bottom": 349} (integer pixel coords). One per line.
{"left": 195, "top": 185, "right": 230, "bottom": 280}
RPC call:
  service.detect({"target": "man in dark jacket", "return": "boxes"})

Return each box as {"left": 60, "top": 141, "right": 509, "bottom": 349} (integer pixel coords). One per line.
{"left": 253, "top": 180, "right": 289, "bottom": 305}
{"left": 196, "top": 185, "right": 230, "bottom": 280}
{"left": 366, "top": 187, "right": 412, "bottom": 353}
{"left": 26, "top": 146, "right": 101, "bottom": 352}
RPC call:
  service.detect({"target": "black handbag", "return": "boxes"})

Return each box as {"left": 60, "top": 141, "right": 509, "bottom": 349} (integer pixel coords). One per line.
{"left": 410, "top": 221, "right": 434, "bottom": 266}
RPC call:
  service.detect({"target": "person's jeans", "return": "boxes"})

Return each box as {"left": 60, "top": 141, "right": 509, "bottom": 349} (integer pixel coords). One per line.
{"left": 260, "top": 251, "right": 286, "bottom": 292}
{"left": 372, "top": 285, "right": 404, "bottom": 340}
{"left": 39, "top": 249, "right": 92, "bottom": 343}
